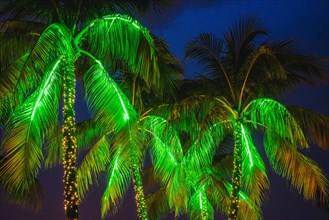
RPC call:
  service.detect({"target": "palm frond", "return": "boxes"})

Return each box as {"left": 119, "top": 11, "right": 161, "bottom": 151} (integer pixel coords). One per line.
{"left": 239, "top": 124, "right": 269, "bottom": 207}
{"left": 246, "top": 98, "right": 309, "bottom": 148}
{"left": 84, "top": 60, "right": 138, "bottom": 131}
{"left": 264, "top": 134, "right": 329, "bottom": 204}
{"left": 185, "top": 33, "right": 225, "bottom": 79}
{"left": 101, "top": 145, "right": 131, "bottom": 218}
{"left": 0, "top": 53, "right": 29, "bottom": 100}
{"left": 286, "top": 105, "right": 329, "bottom": 151}
{"left": 75, "top": 118, "right": 110, "bottom": 153}
{"left": 146, "top": 187, "right": 171, "bottom": 220}
{"left": 79, "top": 14, "right": 160, "bottom": 88}
{"left": 0, "top": 59, "right": 62, "bottom": 201}
{"left": 198, "top": 168, "right": 230, "bottom": 217}
{"left": 188, "top": 189, "right": 214, "bottom": 220}
{"left": 78, "top": 136, "right": 111, "bottom": 201}
{"left": 224, "top": 182, "right": 262, "bottom": 220}
{"left": 0, "top": 20, "right": 42, "bottom": 72}
{"left": 144, "top": 116, "right": 182, "bottom": 185}
{"left": 167, "top": 165, "right": 189, "bottom": 216}
{"left": 44, "top": 114, "right": 61, "bottom": 168}
{"left": 14, "top": 23, "right": 73, "bottom": 96}
{"left": 224, "top": 14, "right": 268, "bottom": 73}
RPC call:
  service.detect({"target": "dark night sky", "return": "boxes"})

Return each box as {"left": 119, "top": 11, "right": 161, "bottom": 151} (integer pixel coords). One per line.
{"left": 1, "top": 0, "right": 329, "bottom": 219}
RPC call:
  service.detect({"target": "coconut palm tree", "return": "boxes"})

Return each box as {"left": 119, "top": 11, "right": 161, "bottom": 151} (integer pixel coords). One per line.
{"left": 0, "top": 12, "right": 168, "bottom": 220}
{"left": 183, "top": 15, "right": 329, "bottom": 219}
{"left": 142, "top": 112, "right": 263, "bottom": 220}
{"left": 73, "top": 36, "right": 182, "bottom": 219}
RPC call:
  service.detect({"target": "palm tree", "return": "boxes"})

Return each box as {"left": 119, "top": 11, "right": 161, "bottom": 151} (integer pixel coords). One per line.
{"left": 0, "top": 12, "right": 168, "bottom": 220}
{"left": 183, "top": 15, "right": 329, "bottom": 219}
{"left": 143, "top": 112, "right": 262, "bottom": 220}
{"left": 74, "top": 36, "right": 182, "bottom": 219}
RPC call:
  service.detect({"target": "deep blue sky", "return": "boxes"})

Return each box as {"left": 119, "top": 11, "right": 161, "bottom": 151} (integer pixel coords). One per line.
{"left": 1, "top": 0, "right": 329, "bottom": 219}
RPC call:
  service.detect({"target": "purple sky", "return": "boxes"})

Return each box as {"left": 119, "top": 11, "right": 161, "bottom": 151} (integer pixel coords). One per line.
{"left": 1, "top": 0, "right": 329, "bottom": 219}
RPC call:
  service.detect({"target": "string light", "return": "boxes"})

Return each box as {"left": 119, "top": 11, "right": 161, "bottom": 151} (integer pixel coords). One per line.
{"left": 228, "top": 121, "right": 242, "bottom": 220}
{"left": 61, "top": 56, "right": 79, "bottom": 220}
{"left": 132, "top": 157, "right": 148, "bottom": 220}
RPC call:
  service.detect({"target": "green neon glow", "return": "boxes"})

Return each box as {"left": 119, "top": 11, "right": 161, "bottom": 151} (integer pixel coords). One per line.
{"left": 241, "top": 124, "right": 253, "bottom": 167}
{"left": 199, "top": 192, "right": 203, "bottom": 210}
{"left": 154, "top": 135, "right": 177, "bottom": 165}
{"left": 108, "top": 151, "right": 120, "bottom": 185}
{"left": 95, "top": 60, "right": 129, "bottom": 121}
{"left": 31, "top": 59, "right": 61, "bottom": 121}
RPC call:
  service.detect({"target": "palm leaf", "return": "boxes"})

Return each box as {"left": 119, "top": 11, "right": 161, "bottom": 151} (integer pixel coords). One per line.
{"left": 239, "top": 124, "right": 269, "bottom": 207}
{"left": 246, "top": 98, "right": 309, "bottom": 148}
{"left": 264, "top": 134, "right": 328, "bottom": 203}
{"left": 224, "top": 14, "right": 268, "bottom": 73}
{"left": 101, "top": 145, "right": 131, "bottom": 218}
{"left": 78, "top": 14, "right": 160, "bottom": 88}
{"left": 144, "top": 116, "right": 182, "bottom": 185}
{"left": 0, "top": 20, "right": 42, "bottom": 72}
{"left": 14, "top": 23, "right": 73, "bottom": 96}
{"left": 286, "top": 105, "right": 329, "bottom": 151}
{"left": 84, "top": 60, "right": 138, "bottom": 132}
{"left": 146, "top": 187, "right": 171, "bottom": 220}
{"left": 0, "top": 59, "right": 62, "bottom": 200}
{"left": 78, "top": 136, "right": 111, "bottom": 201}
{"left": 0, "top": 53, "right": 29, "bottom": 101}
{"left": 188, "top": 189, "right": 214, "bottom": 220}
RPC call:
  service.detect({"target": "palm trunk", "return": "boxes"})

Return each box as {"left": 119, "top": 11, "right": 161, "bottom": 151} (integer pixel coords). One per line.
{"left": 131, "top": 153, "right": 148, "bottom": 220}
{"left": 228, "top": 122, "right": 242, "bottom": 220}
{"left": 62, "top": 57, "right": 79, "bottom": 220}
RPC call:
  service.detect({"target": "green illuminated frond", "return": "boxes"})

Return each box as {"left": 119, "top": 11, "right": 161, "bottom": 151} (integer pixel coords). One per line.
{"left": 101, "top": 146, "right": 131, "bottom": 218}
{"left": 264, "top": 134, "right": 329, "bottom": 203}
{"left": 75, "top": 119, "right": 109, "bottom": 153}
{"left": 239, "top": 124, "right": 269, "bottom": 207}
{"left": 84, "top": 60, "right": 138, "bottom": 131}
{"left": 198, "top": 169, "right": 229, "bottom": 218}
{"left": 79, "top": 14, "right": 160, "bottom": 87}
{"left": 247, "top": 98, "right": 309, "bottom": 148}
{"left": 188, "top": 188, "right": 214, "bottom": 220}
{"left": 144, "top": 116, "right": 182, "bottom": 184}
{"left": 44, "top": 116, "right": 62, "bottom": 168}
{"left": 78, "top": 136, "right": 111, "bottom": 201}
{"left": 0, "top": 59, "right": 62, "bottom": 202}
{"left": 15, "top": 23, "right": 73, "bottom": 94}
{"left": 167, "top": 165, "right": 189, "bottom": 216}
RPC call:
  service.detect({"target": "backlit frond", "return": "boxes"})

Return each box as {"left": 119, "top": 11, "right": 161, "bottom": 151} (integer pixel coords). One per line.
{"left": 240, "top": 124, "right": 269, "bottom": 207}
{"left": 286, "top": 105, "right": 329, "bottom": 151}
{"left": 76, "top": 118, "right": 110, "bottom": 153}
{"left": 246, "top": 98, "right": 309, "bottom": 148}
{"left": 146, "top": 188, "right": 171, "bottom": 220}
{"left": 15, "top": 23, "right": 73, "bottom": 94}
{"left": 79, "top": 14, "right": 160, "bottom": 88}
{"left": 101, "top": 146, "right": 131, "bottom": 218}
{"left": 84, "top": 60, "right": 138, "bottom": 131}
{"left": 44, "top": 115, "right": 62, "bottom": 168}
{"left": 78, "top": 136, "right": 111, "bottom": 201}
{"left": 264, "top": 134, "right": 328, "bottom": 203}
{"left": 0, "top": 59, "right": 62, "bottom": 201}
{"left": 188, "top": 188, "right": 214, "bottom": 220}
{"left": 144, "top": 116, "right": 182, "bottom": 185}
